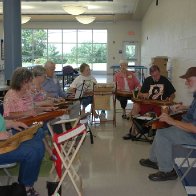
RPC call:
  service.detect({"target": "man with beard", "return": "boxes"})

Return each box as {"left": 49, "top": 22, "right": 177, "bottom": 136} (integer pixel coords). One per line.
{"left": 139, "top": 67, "right": 196, "bottom": 181}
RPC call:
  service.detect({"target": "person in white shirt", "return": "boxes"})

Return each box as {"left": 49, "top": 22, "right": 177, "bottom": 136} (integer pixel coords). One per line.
{"left": 70, "top": 63, "right": 99, "bottom": 117}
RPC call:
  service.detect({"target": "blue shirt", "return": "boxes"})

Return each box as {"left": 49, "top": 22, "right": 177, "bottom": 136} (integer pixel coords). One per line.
{"left": 42, "top": 77, "right": 67, "bottom": 98}
{"left": 182, "top": 92, "right": 196, "bottom": 138}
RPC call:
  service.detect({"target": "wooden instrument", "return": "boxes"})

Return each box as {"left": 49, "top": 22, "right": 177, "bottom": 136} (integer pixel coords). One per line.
{"left": 17, "top": 110, "right": 66, "bottom": 126}
{"left": 132, "top": 98, "right": 174, "bottom": 106}
{"left": 146, "top": 110, "right": 187, "bottom": 129}
{"left": 115, "top": 90, "right": 133, "bottom": 98}
{"left": 0, "top": 123, "right": 42, "bottom": 154}
{"left": 53, "top": 101, "right": 72, "bottom": 109}
{"left": 94, "top": 83, "right": 115, "bottom": 92}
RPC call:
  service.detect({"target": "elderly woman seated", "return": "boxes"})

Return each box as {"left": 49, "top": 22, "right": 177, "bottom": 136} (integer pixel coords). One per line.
{"left": 69, "top": 63, "right": 106, "bottom": 119}
{"left": 0, "top": 115, "right": 44, "bottom": 196}
{"left": 3, "top": 67, "right": 57, "bottom": 161}
{"left": 114, "top": 60, "right": 141, "bottom": 119}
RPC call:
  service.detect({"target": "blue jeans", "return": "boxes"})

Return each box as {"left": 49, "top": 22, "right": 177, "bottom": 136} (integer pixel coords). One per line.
{"left": 0, "top": 128, "right": 45, "bottom": 186}
{"left": 81, "top": 96, "right": 93, "bottom": 108}
{"left": 149, "top": 126, "right": 196, "bottom": 172}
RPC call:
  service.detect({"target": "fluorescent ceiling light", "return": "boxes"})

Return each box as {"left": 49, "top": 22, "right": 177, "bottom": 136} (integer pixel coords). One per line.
{"left": 87, "top": 5, "right": 100, "bottom": 10}
{"left": 63, "top": 5, "right": 87, "bottom": 15}
{"left": 21, "top": 5, "right": 35, "bottom": 10}
{"left": 75, "top": 15, "right": 96, "bottom": 24}
{"left": 21, "top": 16, "right": 31, "bottom": 24}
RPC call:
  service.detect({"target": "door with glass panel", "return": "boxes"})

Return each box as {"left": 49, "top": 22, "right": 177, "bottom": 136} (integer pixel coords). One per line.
{"left": 123, "top": 41, "right": 139, "bottom": 65}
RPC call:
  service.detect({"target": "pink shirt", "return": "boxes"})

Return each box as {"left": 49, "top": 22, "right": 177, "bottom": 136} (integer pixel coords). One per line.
{"left": 3, "top": 89, "right": 34, "bottom": 117}
{"left": 31, "top": 85, "right": 47, "bottom": 102}
{"left": 114, "top": 70, "right": 141, "bottom": 91}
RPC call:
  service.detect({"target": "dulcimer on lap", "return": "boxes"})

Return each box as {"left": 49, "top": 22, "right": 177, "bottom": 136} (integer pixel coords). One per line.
{"left": 115, "top": 90, "right": 133, "bottom": 98}
{"left": 53, "top": 101, "right": 72, "bottom": 109}
{"left": 0, "top": 123, "right": 42, "bottom": 154}
{"left": 145, "top": 110, "right": 187, "bottom": 129}
{"left": 16, "top": 109, "right": 67, "bottom": 126}
{"left": 132, "top": 98, "right": 175, "bottom": 106}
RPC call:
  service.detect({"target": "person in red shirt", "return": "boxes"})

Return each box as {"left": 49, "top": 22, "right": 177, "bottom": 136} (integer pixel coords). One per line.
{"left": 114, "top": 60, "right": 141, "bottom": 119}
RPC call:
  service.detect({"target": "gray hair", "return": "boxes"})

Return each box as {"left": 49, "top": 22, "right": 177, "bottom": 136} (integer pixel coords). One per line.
{"left": 119, "top": 59, "right": 128, "bottom": 65}
{"left": 32, "top": 65, "right": 46, "bottom": 77}
{"left": 44, "top": 61, "right": 55, "bottom": 69}
{"left": 10, "top": 67, "right": 33, "bottom": 90}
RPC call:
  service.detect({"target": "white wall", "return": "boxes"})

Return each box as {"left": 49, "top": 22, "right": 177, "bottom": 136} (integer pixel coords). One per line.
{"left": 141, "top": 0, "right": 196, "bottom": 104}
{"left": 0, "top": 20, "right": 140, "bottom": 75}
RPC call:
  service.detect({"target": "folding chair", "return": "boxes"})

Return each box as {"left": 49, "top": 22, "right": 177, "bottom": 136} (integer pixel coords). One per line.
{"left": 130, "top": 113, "right": 156, "bottom": 143}
{"left": 62, "top": 65, "right": 79, "bottom": 89}
{"left": 173, "top": 144, "right": 196, "bottom": 196}
{"left": 0, "top": 163, "right": 17, "bottom": 185}
{"left": 47, "top": 116, "right": 87, "bottom": 196}
{"left": 175, "top": 144, "right": 196, "bottom": 181}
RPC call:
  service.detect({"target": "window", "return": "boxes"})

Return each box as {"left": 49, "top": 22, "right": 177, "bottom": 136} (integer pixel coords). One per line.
{"left": 22, "top": 29, "right": 107, "bottom": 71}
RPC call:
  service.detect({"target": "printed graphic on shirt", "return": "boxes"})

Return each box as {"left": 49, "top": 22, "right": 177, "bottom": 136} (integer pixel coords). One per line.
{"left": 148, "top": 84, "right": 164, "bottom": 100}
{"left": 75, "top": 80, "right": 94, "bottom": 98}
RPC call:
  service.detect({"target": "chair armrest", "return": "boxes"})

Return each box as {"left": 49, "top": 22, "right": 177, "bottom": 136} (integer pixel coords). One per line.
{"left": 181, "top": 144, "right": 196, "bottom": 150}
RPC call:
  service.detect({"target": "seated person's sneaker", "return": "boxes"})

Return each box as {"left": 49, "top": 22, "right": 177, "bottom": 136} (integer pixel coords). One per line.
{"left": 148, "top": 169, "right": 178, "bottom": 181}
{"left": 26, "top": 187, "right": 40, "bottom": 196}
{"left": 139, "top": 158, "right": 158, "bottom": 169}
{"left": 126, "top": 113, "right": 132, "bottom": 120}
{"left": 93, "top": 113, "right": 99, "bottom": 119}
{"left": 122, "top": 133, "right": 136, "bottom": 140}
{"left": 99, "top": 113, "right": 107, "bottom": 121}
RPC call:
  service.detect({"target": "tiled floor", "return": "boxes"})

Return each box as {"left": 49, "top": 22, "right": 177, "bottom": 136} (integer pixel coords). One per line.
{"left": 0, "top": 74, "right": 187, "bottom": 196}
{"left": 32, "top": 112, "right": 186, "bottom": 196}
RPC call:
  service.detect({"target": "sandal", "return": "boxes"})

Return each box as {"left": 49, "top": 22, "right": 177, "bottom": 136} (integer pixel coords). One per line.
{"left": 122, "top": 114, "right": 127, "bottom": 119}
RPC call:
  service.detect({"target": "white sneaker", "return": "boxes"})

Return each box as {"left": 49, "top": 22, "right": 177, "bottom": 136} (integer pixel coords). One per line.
{"left": 99, "top": 113, "right": 107, "bottom": 121}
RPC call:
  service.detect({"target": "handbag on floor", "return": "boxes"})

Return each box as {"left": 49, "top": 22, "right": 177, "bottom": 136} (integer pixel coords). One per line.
{"left": 0, "top": 182, "right": 26, "bottom": 196}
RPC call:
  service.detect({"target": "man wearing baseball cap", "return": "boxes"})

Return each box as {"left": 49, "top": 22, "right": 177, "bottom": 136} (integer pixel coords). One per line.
{"left": 139, "top": 67, "right": 196, "bottom": 181}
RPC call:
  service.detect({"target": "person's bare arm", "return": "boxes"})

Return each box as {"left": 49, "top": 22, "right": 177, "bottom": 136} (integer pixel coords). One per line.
{"left": 0, "top": 132, "right": 12, "bottom": 140}
{"left": 159, "top": 113, "right": 196, "bottom": 133}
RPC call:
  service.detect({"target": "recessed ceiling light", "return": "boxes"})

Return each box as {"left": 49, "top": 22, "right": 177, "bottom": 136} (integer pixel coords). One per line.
{"left": 87, "top": 5, "right": 100, "bottom": 10}
{"left": 21, "top": 5, "right": 35, "bottom": 10}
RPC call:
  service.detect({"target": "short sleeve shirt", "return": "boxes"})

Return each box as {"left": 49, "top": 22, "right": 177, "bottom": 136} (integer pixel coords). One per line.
{"left": 182, "top": 93, "right": 196, "bottom": 139}
{"left": 3, "top": 89, "right": 34, "bottom": 117}
{"left": 70, "top": 75, "right": 97, "bottom": 91}
{"left": 182, "top": 93, "right": 196, "bottom": 126}
{"left": 31, "top": 85, "right": 47, "bottom": 102}
{"left": 42, "top": 77, "right": 67, "bottom": 98}
{"left": 0, "top": 115, "right": 6, "bottom": 132}
{"left": 141, "top": 75, "right": 176, "bottom": 100}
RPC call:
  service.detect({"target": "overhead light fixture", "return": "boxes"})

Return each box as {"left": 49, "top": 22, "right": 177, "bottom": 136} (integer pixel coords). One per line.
{"left": 21, "top": 5, "right": 35, "bottom": 10}
{"left": 63, "top": 5, "right": 87, "bottom": 15}
{"left": 75, "top": 15, "right": 96, "bottom": 24}
{"left": 21, "top": 16, "right": 31, "bottom": 24}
